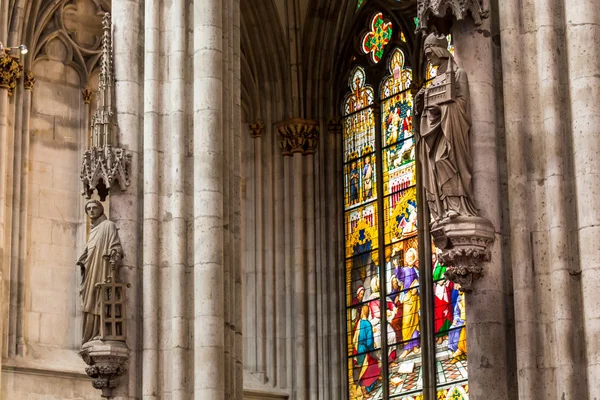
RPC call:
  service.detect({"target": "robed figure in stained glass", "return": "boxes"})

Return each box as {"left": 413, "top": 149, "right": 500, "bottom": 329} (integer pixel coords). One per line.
{"left": 398, "top": 248, "right": 420, "bottom": 358}
{"left": 415, "top": 33, "right": 477, "bottom": 220}
{"left": 350, "top": 161, "right": 360, "bottom": 205}
{"left": 353, "top": 305, "right": 380, "bottom": 398}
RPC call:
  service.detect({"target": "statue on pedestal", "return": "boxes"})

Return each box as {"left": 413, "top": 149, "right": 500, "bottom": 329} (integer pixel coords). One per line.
{"left": 415, "top": 33, "right": 495, "bottom": 291}
{"left": 77, "top": 199, "right": 123, "bottom": 344}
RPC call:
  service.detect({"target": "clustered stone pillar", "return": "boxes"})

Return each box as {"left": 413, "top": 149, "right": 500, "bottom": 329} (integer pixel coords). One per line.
{"left": 276, "top": 118, "right": 319, "bottom": 399}
{"left": 0, "top": 48, "right": 22, "bottom": 392}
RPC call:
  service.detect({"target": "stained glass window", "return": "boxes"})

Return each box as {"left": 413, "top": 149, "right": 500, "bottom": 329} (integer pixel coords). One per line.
{"left": 343, "top": 13, "right": 469, "bottom": 399}
{"left": 361, "top": 13, "right": 393, "bottom": 64}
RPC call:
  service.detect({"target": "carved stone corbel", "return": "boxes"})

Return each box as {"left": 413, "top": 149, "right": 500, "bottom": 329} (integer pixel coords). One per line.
{"left": 276, "top": 118, "right": 320, "bottom": 156}
{"left": 417, "top": 0, "right": 489, "bottom": 32}
{"left": 431, "top": 216, "right": 494, "bottom": 291}
{"left": 327, "top": 117, "right": 342, "bottom": 135}
{"left": 249, "top": 119, "right": 264, "bottom": 138}
{"left": 80, "top": 340, "right": 129, "bottom": 398}
{"left": 23, "top": 71, "right": 35, "bottom": 91}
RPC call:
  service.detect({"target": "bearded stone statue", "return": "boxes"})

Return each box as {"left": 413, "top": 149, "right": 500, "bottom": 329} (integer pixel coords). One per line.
{"left": 76, "top": 199, "right": 123, "bottom": 344}
{"left": 415, "top": 33, "right": 478, "bottom": 222}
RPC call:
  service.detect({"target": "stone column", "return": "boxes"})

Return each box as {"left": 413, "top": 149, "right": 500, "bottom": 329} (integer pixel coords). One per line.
{"left": 16, "top": 72, "right": 34, "bottom": 357}
{"left": 248, "top": 119, "right": 265, "bottom": 377}
{"left": 277, "top": 118, "right": 319, "bottom": 399}
{"left": 452, "top": 17, "right": 511, "bottom": 400}
{"left": 193, "top": 0, "right": 225, "bottom": 398}
{"left": 142, "top": 0, "right": 159, "bottom": 398}
{"left": 112, "top": 2, "right": 142, "bottom": 398}
{"left": 564, "top": 0, "right": 600, "bottom": 395}
{"left": 0, "top": 50, "right": 22, "bottom": 390}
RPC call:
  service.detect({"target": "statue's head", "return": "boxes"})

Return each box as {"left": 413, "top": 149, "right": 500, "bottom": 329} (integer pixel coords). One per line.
{"left": 424, "top": 33, "right": 451, "bottom": 67}
{"left": 84, "top": 199, "right": 105, "bottom": 220}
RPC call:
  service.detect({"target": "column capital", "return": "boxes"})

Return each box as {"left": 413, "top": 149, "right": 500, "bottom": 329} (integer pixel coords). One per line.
{"left": 82, "top": 88, "right": 93, "bottom": 104}
{"left": 416, "top": 0, "right": 489, "bottom": 32}
{"left": 249, "top": 119, "right": 264, "bottom": 138}
{"left": 276, "top": 117, "right": 319, "bottom": 156}
{"left": 24, "top": 71, "right": 35, "bottom": 91}
{"left": 327, "top": 117, "right": 342, "bottom": 134}
{"left": 0, "top": 50, "right": 24, "bottom": 96}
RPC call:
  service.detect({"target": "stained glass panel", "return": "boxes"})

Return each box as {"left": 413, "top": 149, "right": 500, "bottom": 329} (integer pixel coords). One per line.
{"left": 345, "top": 202, "right": 379, "bottom": 259}
{"left": 349, "top": 350, "right": 384, "bottom": 399}
{"left": 345, "top": 155, "right": 378, "bottom": 208}
{"left": 344, "top": 108, "right": 376, "bottom": 163}
{"left": 361, "top": 13, "right": 393, "bottom": 64}
{"left": 433, "top": 246, "right": 468, "bottom": 395}
{"left": 436, "top": 383, "right": 469, "bottom": 400}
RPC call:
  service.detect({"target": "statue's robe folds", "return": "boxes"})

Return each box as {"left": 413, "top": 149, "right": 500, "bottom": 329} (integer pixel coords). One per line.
{"left": 419, "top": 66, "right": 477, "bottom": 219}
{"left": 77, "top": 215, "right": 123, "bottom": 344}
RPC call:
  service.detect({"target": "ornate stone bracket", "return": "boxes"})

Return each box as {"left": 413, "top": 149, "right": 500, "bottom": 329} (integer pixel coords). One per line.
{"left": 249, "top": 119, "right": 264, "bottom": 138}
{"left": 0, "top": 50, "right": 23, "bottom": 95}
{"left": 327, "top": 117, "right": 342, "bottom": 135}
{"left": 80, "top": 13, "right": 131, "bottom": 201}
{"left": 417, "top": 0, "right": 489, "bottom": 32}
{"left": 431, "top": 216, "right": 494, "bottom": 291}
{"left": 24, "top": 71, "right": 35, "bottom": 91}
{"left": 276, "top": 118, "right": 320, "bottom": 156}
{"left": 80, "top": 340, "right": 129, "bottom": 398}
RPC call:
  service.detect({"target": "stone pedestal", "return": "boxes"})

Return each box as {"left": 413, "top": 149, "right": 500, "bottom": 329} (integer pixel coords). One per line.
{"left": 431, "top": 216, "right": 495, "bottom": 291}
{"left": 79, "top": 340, "right": 129, "bottom": 398}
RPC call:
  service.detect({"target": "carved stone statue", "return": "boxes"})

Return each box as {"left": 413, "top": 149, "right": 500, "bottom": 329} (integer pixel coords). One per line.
{"left": 77, "top": 199, "right": 123, "bottom": 344}
{"left": 415, "top": 33, "right": 477, "bottom": 222}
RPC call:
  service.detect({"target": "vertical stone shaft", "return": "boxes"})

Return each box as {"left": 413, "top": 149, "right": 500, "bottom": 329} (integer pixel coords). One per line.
{"left": 112, "top": 2, "right": 142, "bottom": 398}
{"left": 193, "top": 0, "right": 225, "bottom": 398}
{"left": 170, "top": 0, "right": 189, "bottom": 398}
{"left": 16, "top": 84, "right": 31, "bottom": 356}
{"left": 0, "top": 87, "right": 7, "bottom": 394}
{"left": 233, "top": 1, "right": 243, "bottom": 398}
{"left": 221, "top": 0, "right": 232, "bottom": 394}
{"left": 284, "top": 155, "right": 294, "bottom": 388}
{"left": 535, "top": 0, "right": 578, "bottom": 397}
{"left": 453, "top": 18, "right": 510, "bottom": 400}
{"left": 275, "top": 134, "right": 286, "bottom": 388}
{"left": 564, "top": 0, "right": 600, "bottom": 396}
{"left": 293, "top": 152, "right": 307, "bottom": 399}
{"left": 497, "top": 0, "right": 539, "bottom": 397}
{"left": 254, "top": 131, "right": 265, "bottom": 376}
{"left": 142, "top": 0, "right": 160, "bottom": 396}
{"left": 305, "top": 153, "right": 318, "bottom": 399}
{"left": 0, "top": 2, "right": 7, "bottom": 388}
{"left": 8, "top": 81, "right": 23, "bottom": 358}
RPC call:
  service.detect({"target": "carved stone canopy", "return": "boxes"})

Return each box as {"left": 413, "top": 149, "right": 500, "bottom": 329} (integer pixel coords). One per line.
{"left": 79, "top": 13, "right": 131, "bottom": 200}
{"left": 417, "top": 0, "right": 489, "bottom": 32}
{"left": 431, "top": 215, "right": 495, "bottom": 291}
{"left": 276, "top": 118, "right": 320, "bottom": 156}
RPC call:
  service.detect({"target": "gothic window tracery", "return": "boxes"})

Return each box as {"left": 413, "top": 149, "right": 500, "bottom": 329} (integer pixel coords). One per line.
{"left": 342, "top": 9, "right": 469, "bottom": 400}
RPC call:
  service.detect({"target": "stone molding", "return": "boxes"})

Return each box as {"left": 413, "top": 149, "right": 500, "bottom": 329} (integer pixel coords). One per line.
{"left": 416, "top": 0, "right": 489, "bottom": 32}
{"left": 276, "top": 117, "right": 320, "bottom": 156}
{"left": 0, "top": 50, "right": 23, "bottom": 95}
{"left": 23, "top": 71, "right": 35, "bottom": 91}
{"left": 431, "top": 216, "right": 495, "bottom": 291}
{"left": 79, "top": 340, "right": 129, "bottom": 398}
{"left": 249, "top": 119, "right": 264, "bottom": 138}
